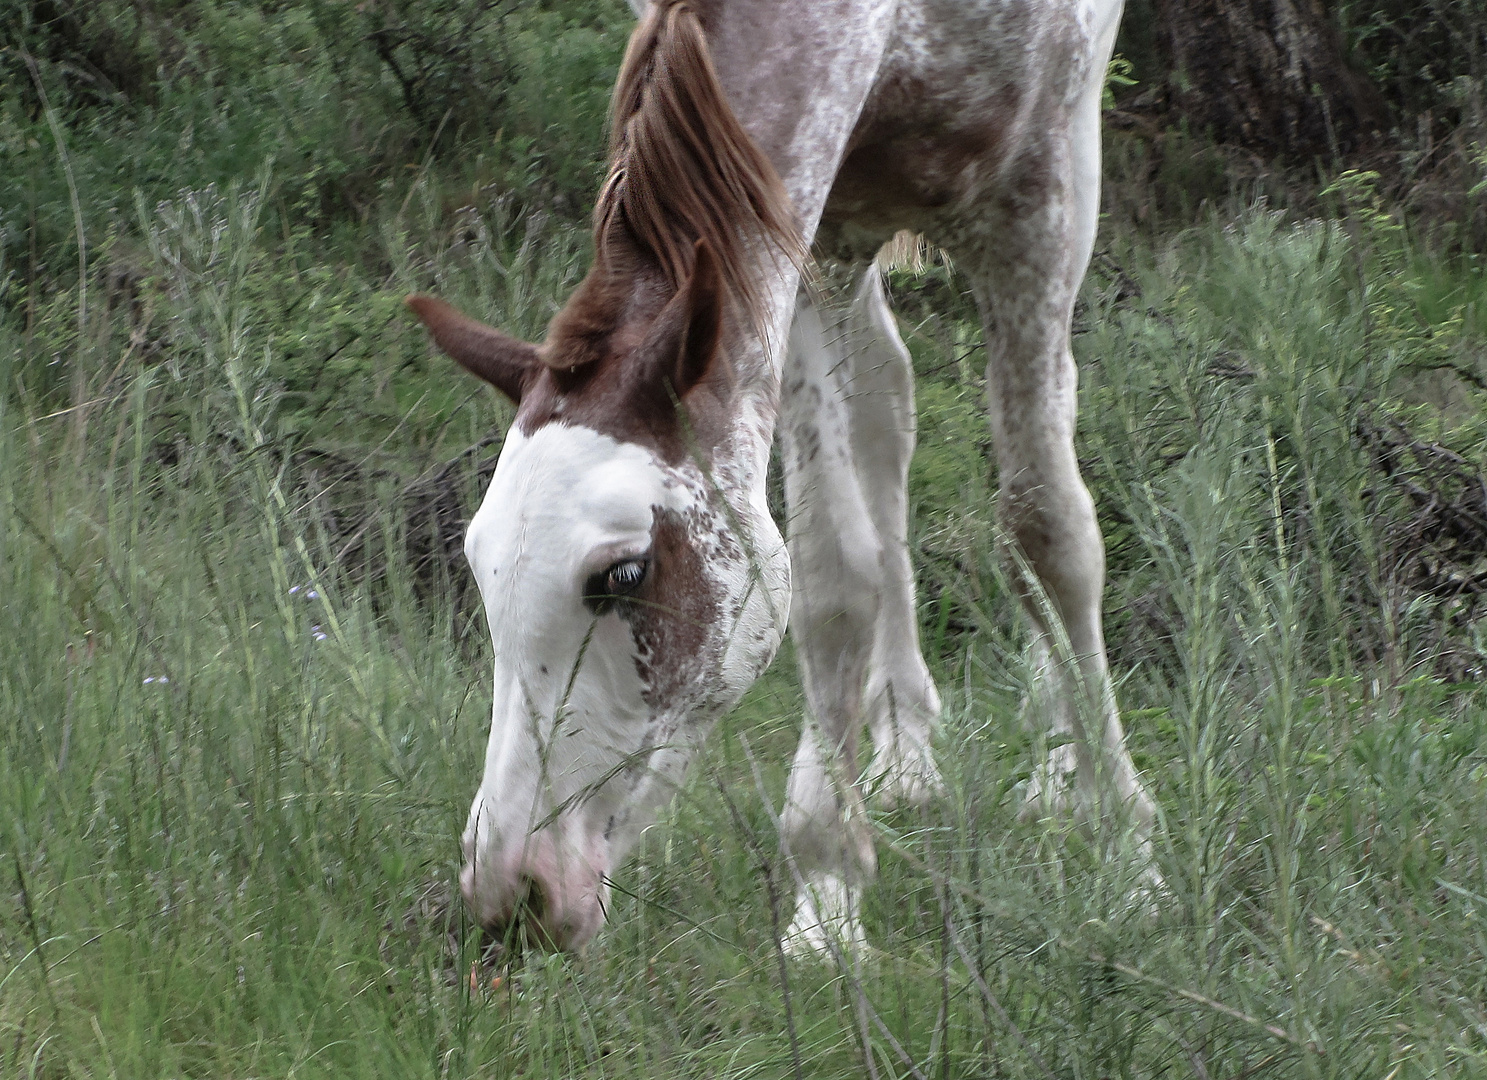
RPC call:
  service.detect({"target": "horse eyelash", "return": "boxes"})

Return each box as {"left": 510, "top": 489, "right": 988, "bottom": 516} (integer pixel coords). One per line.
{"left": 582, "top": 558, "right": 650, "bottom": 614}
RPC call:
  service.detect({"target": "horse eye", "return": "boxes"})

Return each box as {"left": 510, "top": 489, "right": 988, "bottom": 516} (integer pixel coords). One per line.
{"left": 583, "top": 558, "right": 649, "bottom": 614}
{"left": 607, "top": 559, "right": 647, "bottom": 594}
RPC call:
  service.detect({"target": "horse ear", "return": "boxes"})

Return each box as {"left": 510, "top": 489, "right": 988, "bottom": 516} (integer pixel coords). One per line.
{"left": 406, "top": 295, "right": 540, "bottom": 404}
{"left": 664, "top": 239, "right": 726, "bottom": 398}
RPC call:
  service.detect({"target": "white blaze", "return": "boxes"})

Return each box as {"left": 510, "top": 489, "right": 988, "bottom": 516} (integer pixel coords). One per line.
{"left": 458, "top": 419, "right": 788, "bottom": 945}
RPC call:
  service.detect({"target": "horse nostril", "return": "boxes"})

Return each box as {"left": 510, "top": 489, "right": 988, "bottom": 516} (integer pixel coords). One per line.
{"left": 482, "top": 876, "right": 553, "bottom": 956}
{"left": 518, "top": 875, "right": 548, "bottom": 923}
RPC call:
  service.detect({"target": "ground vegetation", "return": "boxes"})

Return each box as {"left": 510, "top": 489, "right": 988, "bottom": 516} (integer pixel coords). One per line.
{"left": 3, "top": 1, "right": 1487, "bottom": 1076}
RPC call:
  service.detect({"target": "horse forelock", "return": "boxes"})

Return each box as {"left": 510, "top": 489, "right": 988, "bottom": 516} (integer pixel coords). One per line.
{"left": 513, "top": 0, "right": 798, "bottom": 465}
{"left": 593, "top": 0, "right": 802, "bottom": 343}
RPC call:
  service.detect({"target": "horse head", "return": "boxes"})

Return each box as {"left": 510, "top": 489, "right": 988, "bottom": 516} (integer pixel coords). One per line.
{"left": 408, "top": 0, "right": 800, "bottom": 950}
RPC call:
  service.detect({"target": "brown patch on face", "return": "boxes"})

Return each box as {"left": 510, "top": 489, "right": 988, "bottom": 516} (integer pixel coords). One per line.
{"left": 515, "top": 252, "right": 736, "bottom": 467}
{"left": 620, "top": 506, "right": 721, "bottom": 709}
{"left": 515, "top": 350, "right": 734, "bottom": 469}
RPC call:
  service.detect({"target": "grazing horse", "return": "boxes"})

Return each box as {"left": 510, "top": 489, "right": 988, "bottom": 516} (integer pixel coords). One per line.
{"left": 408, "top": 0, "right": 1156, "bottom": 954}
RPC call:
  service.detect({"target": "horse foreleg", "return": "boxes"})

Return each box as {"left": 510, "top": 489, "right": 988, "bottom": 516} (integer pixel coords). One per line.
{"left": 777, "top": 285, "right": 885, "bottom": 955}
{"left": 841, "top": 266, "right": 944, "bottom": 807}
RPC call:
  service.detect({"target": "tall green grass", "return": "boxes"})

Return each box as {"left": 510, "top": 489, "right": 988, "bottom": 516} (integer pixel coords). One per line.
{"left": 3, "top": 160, "right": 1487, "bottom": 1079}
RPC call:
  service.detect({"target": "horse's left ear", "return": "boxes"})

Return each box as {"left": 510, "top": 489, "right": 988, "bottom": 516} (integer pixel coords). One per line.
{"left": 640, "top": 239, "right": 726, "bottom": 399}
{"left": 673, "top": 239, "right": 725, "bottom": 396}
{"left": 406, "top": 294, "right": 540, "bottom": 404}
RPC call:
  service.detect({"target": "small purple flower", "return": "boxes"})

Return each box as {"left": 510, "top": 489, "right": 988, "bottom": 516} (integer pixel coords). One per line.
{"left": 289, "top": 585, "right": 302, "bottom": 595}
{"left": 313, "top": 631, "right": 328, "bottom": 642}
{"left": 306, "top": 590, "right": 319, "bottom": 600}
{"left": 143, "top": 676, "right": 169, "bottom": 685}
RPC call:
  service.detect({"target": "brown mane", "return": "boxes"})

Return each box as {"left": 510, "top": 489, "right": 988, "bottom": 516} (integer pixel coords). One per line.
{"left": 544, "top": 0, "right": 802, "bottom": 371}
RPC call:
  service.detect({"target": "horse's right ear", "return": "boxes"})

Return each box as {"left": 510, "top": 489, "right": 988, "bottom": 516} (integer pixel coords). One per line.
{"left": 406, "top": 295, "right": 540, "bottom": 404}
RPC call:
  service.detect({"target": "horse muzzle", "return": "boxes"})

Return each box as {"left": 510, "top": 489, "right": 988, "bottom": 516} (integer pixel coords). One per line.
{"left": 460, "top": 828, "right": 611, "bottom": 952}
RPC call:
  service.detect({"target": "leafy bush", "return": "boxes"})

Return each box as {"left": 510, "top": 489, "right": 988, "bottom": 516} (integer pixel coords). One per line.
{"left": 1337, "top": 0, "right": 1487, "bottom": 123}
{"left": 0, "top": 0, "right": 625, "bottom": 324}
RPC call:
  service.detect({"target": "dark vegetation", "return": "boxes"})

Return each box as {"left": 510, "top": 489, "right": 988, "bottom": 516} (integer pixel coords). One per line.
{"left": 3, "top": 1, "right": 1487, "bottom": 1076}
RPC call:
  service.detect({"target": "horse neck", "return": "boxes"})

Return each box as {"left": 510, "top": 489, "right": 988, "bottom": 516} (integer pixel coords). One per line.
{"left": 692, "top": 0, "right": 905, "bottom": 462}
{"left": 717, "top": 375, "right": 778, "bottom": 519}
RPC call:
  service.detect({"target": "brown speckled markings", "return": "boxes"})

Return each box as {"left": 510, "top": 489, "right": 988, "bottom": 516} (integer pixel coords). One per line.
{"left": 409, "top": 0, "right": 1158, "bottom": 956}
{"left": 769, "top": 0, "right": 1160, "bottom": 953}
{"left": 625, "top": 505, "right": 722, "bottom": 708}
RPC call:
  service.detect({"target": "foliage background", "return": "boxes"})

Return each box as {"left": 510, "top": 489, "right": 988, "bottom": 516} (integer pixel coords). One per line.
{"left": 2, "top": 1, "right": 1487, "bottom": 1077}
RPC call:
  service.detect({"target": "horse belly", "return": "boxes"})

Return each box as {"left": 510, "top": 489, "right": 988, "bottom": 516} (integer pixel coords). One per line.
{"left": 819, "top": 0, "right": 1115, "bottom": 247}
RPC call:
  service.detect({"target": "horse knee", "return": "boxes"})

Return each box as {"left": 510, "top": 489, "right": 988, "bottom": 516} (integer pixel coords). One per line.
{"left": 790, "top": 529, "right": 884, "bottom": 664}
{"left": 998, "top": 469, "right": 1104, "bottom": 606}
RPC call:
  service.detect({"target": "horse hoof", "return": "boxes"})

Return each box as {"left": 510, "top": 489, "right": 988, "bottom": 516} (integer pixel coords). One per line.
{"left": 1123, "top": 861, "right": 1169, "bottom": 918}
{"left": 781, "top": 876, "right": 866, "bottom": 959}
{"left": 868, "top": 746, "right": 944, "bottom": 810}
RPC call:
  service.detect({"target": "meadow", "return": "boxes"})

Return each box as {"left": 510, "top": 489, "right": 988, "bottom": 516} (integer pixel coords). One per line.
{"left": 4, "top": 2, "right": 1487, "bottom": 1077}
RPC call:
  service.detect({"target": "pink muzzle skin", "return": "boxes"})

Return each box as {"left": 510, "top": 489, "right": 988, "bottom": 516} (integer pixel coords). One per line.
{"left": 461, "top": 827, "right": 612, "bottom": 952}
